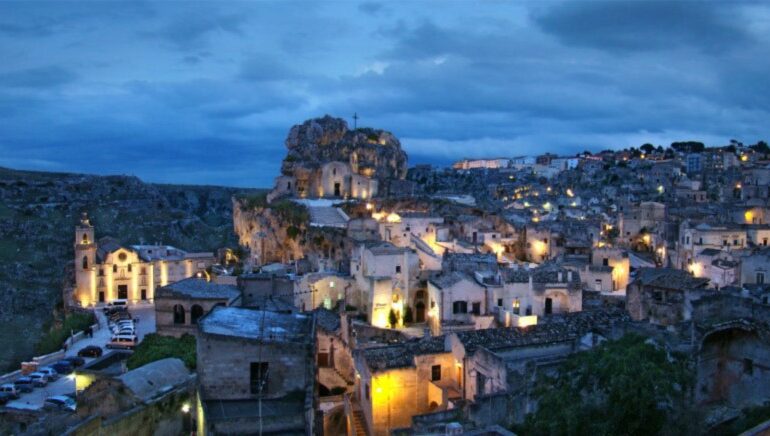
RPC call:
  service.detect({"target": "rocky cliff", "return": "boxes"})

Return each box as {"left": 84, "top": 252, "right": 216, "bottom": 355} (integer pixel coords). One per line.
{"left": 0, "top": 167, "right": 260, "bottom": 371}
{"left": 281, "top": 115, "right": 408, "bottom": 183}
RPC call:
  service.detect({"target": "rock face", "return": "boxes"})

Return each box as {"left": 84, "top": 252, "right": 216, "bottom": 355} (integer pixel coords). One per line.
{"left": 0, "top": 167, "right": 259, "bottom": 371}
{"left": 281, "top": 115, "right": 408, "bottom": 183}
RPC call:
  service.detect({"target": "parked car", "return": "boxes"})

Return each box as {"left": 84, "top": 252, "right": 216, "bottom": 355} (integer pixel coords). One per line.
{"left": 38, "top": 367, "right": 60, "bottom": 381}
{"left": 0, "top": 392, "right": 13, "bottom": 405}
{"left": 78, "top": 345, "right": 103, "bottom": 358}
{"left": 13, "top": 377, "right": 34, "bottom": 393}
{"left": 63, "top": 356, "right": 86, "bottom": 367}
{"left": 0, "top": 383, "right": 20, "bottom": 399}
{"left": 28, "top": 372, "right": 48, "bottom": 387}
{"left": 51, "top": 361, "right": 74, "bottom": 375}
{"left": 106, "top": 334, "right": 137, "bottom": 350}
{"left": 43, "top": 395, "right": 76, "bottom": 412}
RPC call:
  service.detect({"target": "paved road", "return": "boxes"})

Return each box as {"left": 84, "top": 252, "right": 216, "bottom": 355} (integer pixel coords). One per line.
{"left": 6, "top": 304, "right": 156, "bottom": 410}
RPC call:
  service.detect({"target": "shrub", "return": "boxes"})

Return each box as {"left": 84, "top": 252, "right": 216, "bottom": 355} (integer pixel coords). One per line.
{"left": 127, "top": 333, "right": 196, "bottom": 370}
{"left": 36, "top": 312, "right": 95, "bottom": 355}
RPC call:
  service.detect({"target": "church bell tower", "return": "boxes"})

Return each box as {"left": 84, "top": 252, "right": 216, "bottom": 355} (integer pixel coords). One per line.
{"left": 74, "top": 212, "right": 97, "bottom": 306}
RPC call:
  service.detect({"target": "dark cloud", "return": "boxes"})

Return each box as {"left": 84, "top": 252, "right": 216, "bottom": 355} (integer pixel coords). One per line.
{"left": 147, "top": 12, "right": 246, "bottom": 49}
{"left": 0, "top": 66, "right": 77, "bottom": 89}
{"left": 533, "top": 1, "right": 752, "bottom": 53}
{"left": 358, "top": 2, "right": 384, "bottom": 15}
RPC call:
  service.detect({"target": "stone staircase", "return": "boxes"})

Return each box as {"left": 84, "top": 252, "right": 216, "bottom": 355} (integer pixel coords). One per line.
{"left": 308, "top": 206, "right": 349, "bottom": 228}
{"left": 351, "top": 409, "right": 368, "bottom": 436}
{"left": 333, "top": 366, "right": 355, "bottom": 387}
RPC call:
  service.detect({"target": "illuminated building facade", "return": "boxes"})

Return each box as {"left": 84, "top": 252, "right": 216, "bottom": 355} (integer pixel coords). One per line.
{"left": 73, "top": 213, "right": 215, "bottom": 307}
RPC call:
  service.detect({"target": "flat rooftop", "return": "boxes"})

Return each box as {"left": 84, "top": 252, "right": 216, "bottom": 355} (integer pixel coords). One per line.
{"left": 199, "top": 306, "right": 312, "bottom": 343}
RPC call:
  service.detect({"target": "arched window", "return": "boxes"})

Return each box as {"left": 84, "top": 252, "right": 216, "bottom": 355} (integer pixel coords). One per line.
{"left": 173, "top": 304, "right": 186, "bottom": 324}
{"left": 113, "top": 265, "right": 118, "bottom": 273}
{"left": 82, "top": 256, "right": 88, "bottom": 270}
{"left": 191, "top": 305, "right": 204, "bottom": 324}
{"left": 82, "top": 233, "right": 88, "bottom": 244}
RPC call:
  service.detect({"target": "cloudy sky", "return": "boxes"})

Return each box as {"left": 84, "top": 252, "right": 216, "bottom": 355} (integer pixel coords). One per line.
{"left": 0, "top": 1, "right": 768, "bottom": 187}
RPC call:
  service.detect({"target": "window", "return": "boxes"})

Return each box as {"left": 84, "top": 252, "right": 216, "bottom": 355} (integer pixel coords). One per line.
{"left": 395, "top": 265, "right": 401, "bottom": 273}
{"left": 431, "top": 365, "right": 441, "bottom": 381}
{"left": 603, "top": 258, "right": 609, "bottom": 266}
{"left": 329, "top": 281, "right": 335, "bottom": 288}
{"left": 191, "top": 305, "right": 204, "bottom": 324}
{"left": 113, "top": 265, "right": 118, "bottom": 273}
{"left": 128, "top": 264, "right": 132, "bottom": 273}
{"left": 734, "top": 239, "right": 739, "bottom": 246}
{"left": 653, "top": 291, "right": 663, "bottom": 302}
{"left": 82, "top": 256, "right": 88, "bottom": 270}
{"left": 513, "top": 299, "right": 520, "bottom": 315}
{"left": 757, "top": 272, "right": 765, "bottom": 284}
{"left": 250, "top": 362, "right": 269, "bottom": 395}
{"left": 723, "top": 240, "right": 728, "bottom": 246}
{"left": 472, "top": 302, "right": 481, "bottom": 315}
{"left": 173, "top": 304, "right": 185, "bottom": 324}
{"left": 99, "top": 268, "right": 104, "bottom": 276}
{"left": 763, "top": 238, "right": 768, "bottom": 246}
{"left": 497, "top": 298, "right": 503, "bottom": 307}
{"left": 699, "top": 237, "right": 703, "bottom": 245}
{"left": 452, "top": 301, "right": 468, "bottom": 314}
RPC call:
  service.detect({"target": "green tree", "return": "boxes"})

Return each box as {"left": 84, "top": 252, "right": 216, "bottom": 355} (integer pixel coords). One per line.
{"left": 520, "top": 335, "right": 694, "bottom": 436}
{"left": 388, "top": 309, "right": 398, "bottom": 328}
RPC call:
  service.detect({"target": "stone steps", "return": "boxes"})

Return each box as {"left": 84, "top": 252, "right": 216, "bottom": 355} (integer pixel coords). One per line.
{"left": 308, "top": 206, "right": 349, "bottom": 228}
{"left": 352, "top": 410, "right": 368, "bottom": 436}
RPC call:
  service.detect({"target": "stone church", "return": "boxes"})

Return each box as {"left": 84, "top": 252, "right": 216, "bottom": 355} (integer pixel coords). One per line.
{"left": 73, "top": 213, "right": 215, "bottom": 307}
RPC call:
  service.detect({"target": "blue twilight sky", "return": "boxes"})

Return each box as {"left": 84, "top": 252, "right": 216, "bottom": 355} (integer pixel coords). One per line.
{"left": 0, "top": 1, "right": 769, "bottom": 187}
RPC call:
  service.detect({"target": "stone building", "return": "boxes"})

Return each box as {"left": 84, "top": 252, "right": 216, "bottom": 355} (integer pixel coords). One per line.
{"left": 238, "top": 272, "right": 295, "bottom": 308}
{"left": 73, "top": 213, "right": 215, "bottom": 307}
{"left": 71, "top": 358, "right": 195, "bottom": 436}
{"left": 196, "top": 306, "right": 316, "bottom": 435}
{"left": 626, "top": 268, "right": 711, "bottom": 326}
{"left": 350, "top": 241, "right": 421, "bottom": 328}
{"left": 294, "top": 272, "right": 357, "bottom": 312}
{"left": 154, "top": 277, "right": 240, "bottom": 337}
{"left": 270, "top": 161, "right": 378, "bottom": 201}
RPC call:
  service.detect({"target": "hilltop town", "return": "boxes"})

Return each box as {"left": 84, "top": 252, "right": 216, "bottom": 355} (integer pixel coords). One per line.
{"left": 2, "top": 116, "right": 770, "bottom": 435}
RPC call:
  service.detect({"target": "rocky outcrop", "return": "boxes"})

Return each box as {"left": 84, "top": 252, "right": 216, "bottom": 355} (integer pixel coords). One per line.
{"left": 281, "top": 115, "right": 408, "bottom": 183}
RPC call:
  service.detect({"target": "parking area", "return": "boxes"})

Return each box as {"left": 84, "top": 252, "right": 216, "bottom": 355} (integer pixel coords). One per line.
{"left": 6, "top": 303, "right": 155, "bottom": 410}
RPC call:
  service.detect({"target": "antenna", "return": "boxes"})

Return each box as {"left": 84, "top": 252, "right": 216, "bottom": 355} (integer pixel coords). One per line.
{"left": 352, "top": 112, "right": 359, "bottom": 130}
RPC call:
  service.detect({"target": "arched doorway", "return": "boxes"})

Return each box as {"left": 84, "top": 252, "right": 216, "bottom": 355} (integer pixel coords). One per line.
{"left": 173, "top": 304, "right": 186, "bottom": 324}
{"left": 190, "top": 304, "right": 204, "bottom": 324}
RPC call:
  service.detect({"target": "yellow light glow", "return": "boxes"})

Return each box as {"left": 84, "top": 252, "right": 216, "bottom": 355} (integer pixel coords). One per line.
{"left": 181, "top": 403, "right": 191, "bottom": 413}
{"left": 566, "top": 188, "right": 574, "bottom": 197}
{"left": 642, "top": 234, "right": 651, "bottom": 244}
{"left": 689, "top": 262, "right": 703, "bottom": 277}
{"left": 546, "top": 187, "right": 551, "bottom": 192}
{"left": 372, "top": 211, "right": 386, "bottom": 221}
{"left": 741, "top": 155, "right": 748, "bottom": 162}
{"left": 657, "top": 185, "right": 664, "bottom": 194}
{"left": 543, "top": 202, "right": 552, "bottom": 211}
{"left": 736, "top": 183, "right": 742, "bottom": 189}
{"left": 366, "top": 203, "right": 373, "bottom": 210}
{"left": 532, "top": 217, "right": 540, "bottom": 223}
{"left": 386, "top": 212, "right": 401, "bottom": 223}
{"left": 532, "top": 240, "right": 547, "bottom": 255}
{"left": 745, "top": 210, "right": 754, "bottom": 223}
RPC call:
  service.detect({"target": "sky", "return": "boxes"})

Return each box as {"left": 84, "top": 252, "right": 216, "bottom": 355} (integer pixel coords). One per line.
{"left": 0, "top": 1, "right": 769, "bottom": 188}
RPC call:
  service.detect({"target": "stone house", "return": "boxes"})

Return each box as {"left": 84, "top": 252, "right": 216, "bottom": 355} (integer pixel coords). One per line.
{"left": 350, "top": 241, "right": 421, "bottom": 328}
{"left": 740, "top": 251, "right": 770, "bottom": 285}
{"left": 72, "top": 358, "right": 195, "bottom": 436}
{"left": 196, "top": 306, "right": 316, "bottom": 435}
{"left": 238, "top": 271, "right": 295, "bottom": 308}
{"left": 154, "top": 277, "right": 240, "bottom": 338}
{"left": 315, "top": 308, "right": 355, "bottom": 394}
{"left": 626, "top": 268, "right": 711, "bottom": 326}
{"left": 294, "top": 272, "right": 357, "bottom": 312}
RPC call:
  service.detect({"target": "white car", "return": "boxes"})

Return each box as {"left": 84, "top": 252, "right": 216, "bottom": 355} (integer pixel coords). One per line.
{"left": 44, "top": 395, "right": 76, "bottom": 412}
{"left": 38, "top": 367, "right": 59, "bottom": 381}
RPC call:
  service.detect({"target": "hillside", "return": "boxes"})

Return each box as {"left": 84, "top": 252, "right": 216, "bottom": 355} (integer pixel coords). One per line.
{"left": 0, "top": 167, "right": 262, "bottom": 370}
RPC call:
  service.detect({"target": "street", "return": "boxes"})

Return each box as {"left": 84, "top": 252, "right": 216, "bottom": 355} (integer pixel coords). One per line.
{"left": 6, "top": 304, "right": 156, "bottom": 410}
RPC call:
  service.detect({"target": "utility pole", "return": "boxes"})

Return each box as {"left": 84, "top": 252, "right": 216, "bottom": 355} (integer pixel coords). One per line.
{"left": 352, "top": 112, "right": 359, "bottom": 130}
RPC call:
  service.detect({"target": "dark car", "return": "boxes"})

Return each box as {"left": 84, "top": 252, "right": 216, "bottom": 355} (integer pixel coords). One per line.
{"left": 13, "top": 377, "right": 34, "bottom": 393}
{"left": 43, "top": 395, "right": 76, "bottom": 412}
{"left": 77, "top": 345, "right": 103, "bottom": 358}
{"left": 63, "top": 356, "right": 86, "bottom": 367}
{"left": 50, "top": 360, "right": 74, "bottom": 375}
{"left": 0, "top": 392, "right": 13, "bottom": 405}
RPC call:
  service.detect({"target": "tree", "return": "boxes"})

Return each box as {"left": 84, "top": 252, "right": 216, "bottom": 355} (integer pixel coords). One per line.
{"left": 404, "top": 307, "right": 414, "bottom": 324}
{"left": 520, "top": 335, "right": 695, "bottom": 436}
{"left": 640, "top": 143, "right": 655, "bottom": 154}
{"left": 750, "top": 140, "right": 770, "bottom": 154}
{"left": 388, "top": 309, "right": 398, "bottom": 328}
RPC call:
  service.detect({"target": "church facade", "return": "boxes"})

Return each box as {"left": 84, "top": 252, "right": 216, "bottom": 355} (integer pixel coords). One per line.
{"left": 73, "top": 214, "right": 215, "bottom": 307}
{"left": 269, "top": 160, "right": 378, "bottom": 201}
